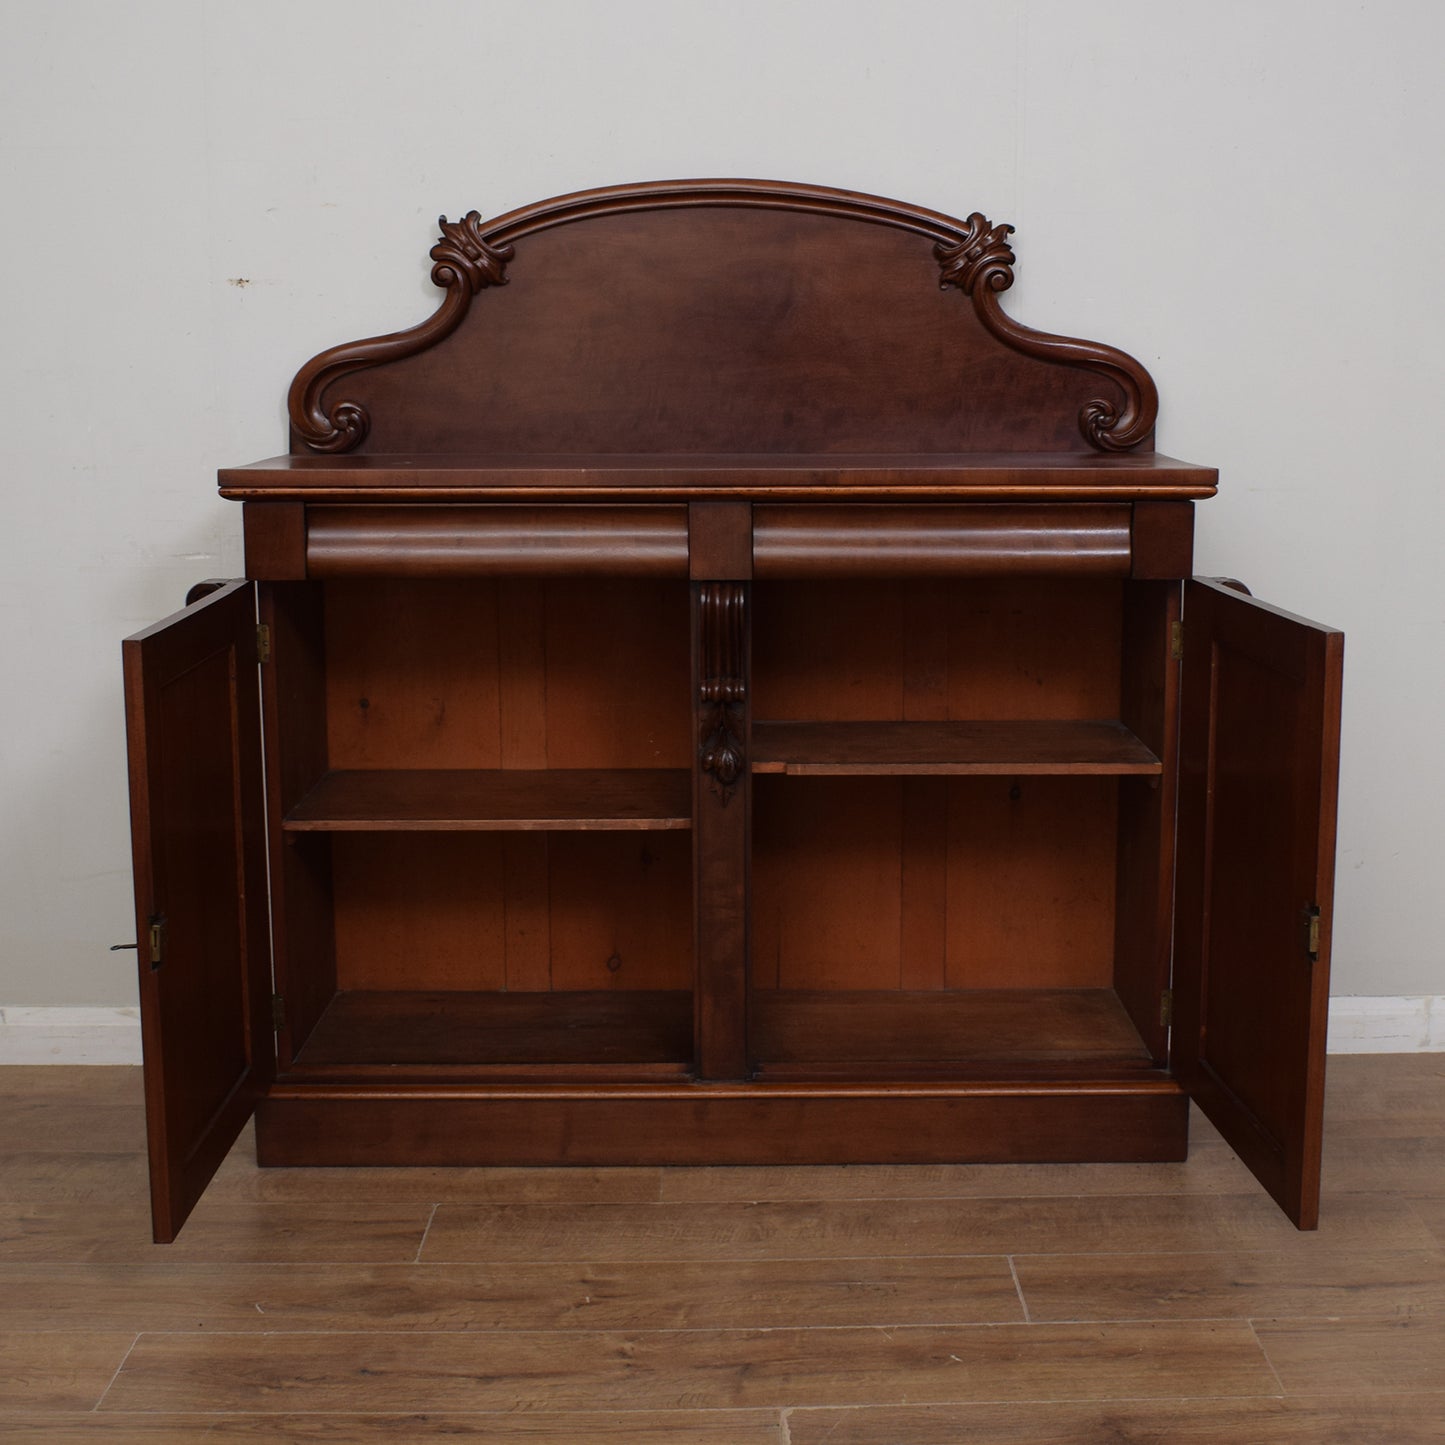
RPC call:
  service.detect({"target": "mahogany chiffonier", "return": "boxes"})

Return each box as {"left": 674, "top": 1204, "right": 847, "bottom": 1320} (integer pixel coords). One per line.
{"left": 124, "top": 180, "right": 1342, "bottom": 1241}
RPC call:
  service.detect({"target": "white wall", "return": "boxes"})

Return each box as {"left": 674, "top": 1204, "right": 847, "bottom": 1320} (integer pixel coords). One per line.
{"left": 2, "top": 0, "right": 1440, "bottom": 1005}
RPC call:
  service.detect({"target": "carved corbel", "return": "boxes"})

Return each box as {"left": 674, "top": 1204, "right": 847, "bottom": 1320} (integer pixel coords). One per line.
{"left": 698, "top": 583, "right": 746, "bottom": 804}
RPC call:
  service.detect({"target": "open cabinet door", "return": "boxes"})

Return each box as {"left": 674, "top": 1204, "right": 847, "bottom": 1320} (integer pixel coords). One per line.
{"left": 123, "top": 582, "right": 273, "bottom": 1241}
{"left": 1174, "top": 578, "right": 1343, "bottom": 1228}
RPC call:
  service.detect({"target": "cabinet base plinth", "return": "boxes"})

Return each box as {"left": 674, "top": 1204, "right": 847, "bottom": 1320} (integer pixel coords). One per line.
{"left": 255, "top": 1080, "right": 1189, "bottom": 1167}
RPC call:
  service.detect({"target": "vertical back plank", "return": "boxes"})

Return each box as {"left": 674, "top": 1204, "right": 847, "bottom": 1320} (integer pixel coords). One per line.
{"left": 497, "top": 578, "right": 549, "bottom": 769}
{"left": 502, "top": 835, "right": 553, "bottom": 991}
{"left": 900, "top": 582, "right": 950, "bottom": 989}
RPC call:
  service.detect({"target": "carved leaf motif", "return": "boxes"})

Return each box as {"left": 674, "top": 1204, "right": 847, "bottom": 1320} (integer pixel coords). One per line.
{"left": 701, "top": 705, "right": 745, "bottom": 791}
{"left": 935, "top": 214, "right": 1016, "bottom": 294}
{"left": 935, "top": 211, "right": 1157, "bottom": 450}
{"left": 430, "top": 212, "right": 514, "bottom": 293}
{"left": 288, "top": 208, "right": 512, "bottom": 451}
{"left": 699, "top": 583, "right": 746, "bottom": 803}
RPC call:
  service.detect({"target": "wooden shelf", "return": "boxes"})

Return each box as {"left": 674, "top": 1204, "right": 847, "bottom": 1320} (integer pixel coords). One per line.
{"left": 285, "top": 768, "right": 692, "bottom": 832}
{"left": 751, "top": 720, "right": 1163, "bottom": 776}
{"left": 750, "top": 988, "right": 1152, "bottom": 1069}
{"left": 295, "top": 989, "right": 694, "bottom": 1067}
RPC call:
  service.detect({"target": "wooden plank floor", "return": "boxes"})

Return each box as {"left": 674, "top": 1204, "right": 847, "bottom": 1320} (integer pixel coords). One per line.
{"left": 0, "top": 1056, "right": 1441, "bottom": 1441}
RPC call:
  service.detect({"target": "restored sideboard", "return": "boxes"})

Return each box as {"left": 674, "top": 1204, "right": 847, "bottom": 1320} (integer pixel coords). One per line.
{"left": 124, "top": 181, "right": 1342, "bottom": 1240}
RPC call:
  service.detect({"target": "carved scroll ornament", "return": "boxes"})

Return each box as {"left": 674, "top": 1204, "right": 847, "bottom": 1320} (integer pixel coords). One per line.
{"left": 287, "top": 212, "right": 513, "bottom": 452}
{"left": 935, "top": 212, "right": 1158, "bottom": 452}
{"left": 699, "top": 583, "right": 745, "bottom": 804}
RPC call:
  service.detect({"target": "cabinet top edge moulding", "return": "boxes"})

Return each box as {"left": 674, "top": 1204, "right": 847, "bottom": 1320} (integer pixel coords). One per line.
{"left": 217, "top": 178, "right": 1217, "bottom": 503}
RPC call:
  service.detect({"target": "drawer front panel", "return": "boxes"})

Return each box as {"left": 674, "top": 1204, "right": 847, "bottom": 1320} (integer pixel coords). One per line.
{"left": 753, "top": 504, "right": 1132, "bottom": 577}
{"left": 307, "top": 505, "right": 690, "bottom": 577}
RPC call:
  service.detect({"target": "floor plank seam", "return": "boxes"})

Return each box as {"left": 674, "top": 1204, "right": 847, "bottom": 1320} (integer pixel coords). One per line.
{"left": 66, "top": 1394, "right": 1445, "bottom": 1418}
{"left": 54, "top": 1318, "right": 1273, "bottom": 1340}
{"left": 1247, "top": 1318, "right": 1289, "bottom": 1398}
{"left": 77, "top": 1406, "right": 829, "bottom": 1418}
{"left": 90, "top": 1330, "right": 140, "bottom": 1412}
{"left": 373, "top": 1248, "right": 1405, "bottom": 1265}
{"left": 414, "top": 1202, "right": 439, "bottom": 1262}
{"left": 1006, "top": 1255, "right": 1031, "bottom": 1322}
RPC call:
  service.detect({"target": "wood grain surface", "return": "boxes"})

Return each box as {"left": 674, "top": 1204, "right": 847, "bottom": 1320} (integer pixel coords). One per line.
{"left": 0, "top": 1055, "right": 1440, "bottom": 1433}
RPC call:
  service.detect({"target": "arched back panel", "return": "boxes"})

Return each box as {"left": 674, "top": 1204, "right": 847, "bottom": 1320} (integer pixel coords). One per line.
{"left": 289, "top": 181, "right": 1156, "bottom": 457}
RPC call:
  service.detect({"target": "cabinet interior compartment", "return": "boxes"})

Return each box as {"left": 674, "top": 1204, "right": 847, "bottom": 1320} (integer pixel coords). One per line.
{"left": 747, "top": 576, "right": 1177, "bottom": 1076}
{"left": 262, "top": 575, "right": 695, "bottom": 1073}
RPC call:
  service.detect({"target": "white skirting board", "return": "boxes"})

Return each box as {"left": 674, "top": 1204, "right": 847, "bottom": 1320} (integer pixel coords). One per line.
{"left": 1324, "top": 995, "right": 1445, "bottom": 1053}
{"left": 1, "top": 999, "right": 1443, "bottom": 1064}
{"left": 0, "top": 1008, "right": 143, "bottom": 1064}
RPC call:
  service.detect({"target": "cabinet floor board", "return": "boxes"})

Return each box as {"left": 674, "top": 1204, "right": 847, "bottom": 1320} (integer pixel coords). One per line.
{"left": 294, "top": 989, "right": 694, "bottom": 1069}
{"left": 749, "top": 987, "right": 1151, "bottom": 1067}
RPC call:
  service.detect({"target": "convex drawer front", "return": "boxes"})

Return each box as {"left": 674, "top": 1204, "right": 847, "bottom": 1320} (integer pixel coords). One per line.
{"left": 306, "top": 505, "right": 690, "bottom": 577}
{"left": 124, "top": 179, "right": 1338, "bottom": 1242}
{"left": 752, "top": 504, "right": 1133, "bottom": 577}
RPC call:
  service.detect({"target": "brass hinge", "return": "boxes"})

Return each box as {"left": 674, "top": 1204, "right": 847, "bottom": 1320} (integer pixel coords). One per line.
{"left": 256, "top": 623, "right": 272, "bottom": 664}
{"left": 1303, "top": 904, "right": 1322, "bottom": 962}
{"left": 148, "top": 917, "right": 166, "bottom": 968}
{"left": 1170, "top": 620, "right": 1184, "bottom": 661}
{"left": 271, "top": 994, "right": 285, "bottom": 1030}
{"left": 1159, "top": 987, "right": 1174, "bottom": 1027}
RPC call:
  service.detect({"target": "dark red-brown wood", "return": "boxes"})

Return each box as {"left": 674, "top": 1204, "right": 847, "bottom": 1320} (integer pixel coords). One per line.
{"left": 220, "top": 451, "right": 1218, "bottom": 503}
{"left": 256, "top": 1080, "right": 1188, "bottom": 1167}
{"left": 306, "top": 505, "right": 688, "bottom": 577}
{"left": 284, "top": 182, "right": 1160, "bottom": 459}
{"left": 1130, "top": 500, "right": 1194, "bottom": 579}
{"left": 243, "top": 502, "right": 307, "bottom": 579}
{"left": 293, "top": 989, "right": 693, "bottom": 1069}
{"left": 753, "top": 504, "right": 1132, "bottom": 576}
{"left": 750, "top": 720, "right": 1162, "bottom": 775}
{"left": 284, "top": 768, "right": 692, "bottom": 831}
{"left": 691, "top": 503, "right": 751, "bottom": 1079}
{"left": 1111, "top": 581, "right": 1182, "bottom": 1062}
{"left": 748, "top": 989, "right": 1152, "bottom": 1069}
{"left": 123, "top": 582, "right": 273, "bottom": 1242}
{"left": 259, "top": 583, "right": 336, "bottom": 1068}
{"left": 1174, "top": 579, "right": 1343, "bottom": 1229}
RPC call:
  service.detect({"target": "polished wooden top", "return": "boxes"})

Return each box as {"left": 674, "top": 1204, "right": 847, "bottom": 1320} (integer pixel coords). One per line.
{"left": 220, "top": 451, "right": 1217, "bottom": 502}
